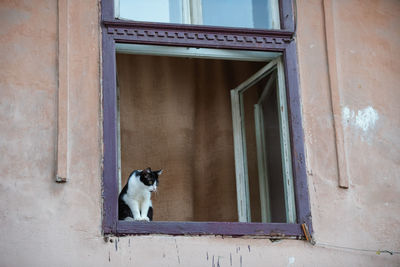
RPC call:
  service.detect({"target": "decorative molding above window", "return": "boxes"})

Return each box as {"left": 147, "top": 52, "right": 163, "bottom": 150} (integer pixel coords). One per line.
{"left": 103, "top": 21, "right": 293, "bottom": 51}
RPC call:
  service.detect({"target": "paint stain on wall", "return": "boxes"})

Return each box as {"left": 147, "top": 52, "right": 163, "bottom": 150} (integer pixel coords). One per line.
{"left": 288, "top": 256, "right": 295, "bottom": 266}
{"left": 342, "top": 106, "right": 379, "bottom": 132}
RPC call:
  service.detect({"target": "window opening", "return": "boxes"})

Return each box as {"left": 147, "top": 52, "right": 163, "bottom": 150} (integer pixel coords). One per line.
{"left": 116, "top": 44, "right": 295, "bottom": 223}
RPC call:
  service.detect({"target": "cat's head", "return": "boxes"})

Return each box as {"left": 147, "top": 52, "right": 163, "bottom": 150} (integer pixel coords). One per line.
{"left": 139, "top": 167, "right": 162, "bottom": 192}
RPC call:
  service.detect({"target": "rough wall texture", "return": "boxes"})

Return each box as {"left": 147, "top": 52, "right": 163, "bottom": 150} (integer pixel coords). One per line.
{"left": 0, "top": 0, "right": 399, "bottom": 266}
{"left": 298, "top": 0, "right": 400, "bottom": 253}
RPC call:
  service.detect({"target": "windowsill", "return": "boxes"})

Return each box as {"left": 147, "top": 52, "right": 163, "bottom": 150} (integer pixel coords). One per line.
{"left": 108, "top": 221, "right": 303, "bottom": 237}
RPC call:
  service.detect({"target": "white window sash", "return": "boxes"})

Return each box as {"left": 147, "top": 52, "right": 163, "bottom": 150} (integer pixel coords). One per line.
{"left": 254, "top": 72, "right": 276, "bottom": 223}
{"left": 276, "top": 59, "right": 296, "bottom": 223}
{"left": 189, "top": 0, "right": 203, "bottom": 24}
{"left": 231, "top": 60, "right": 277, "bottom": 222}
{"left": 269, "top": 0, "right": 281, "bottom": 29}
{"left": 182, "top": 0, "right": 191, "bottom": 23}
{"left": 115, "top": 0, "right": 120, "bottom": 18}
{"left": 231, "top": 57, "right": 296, "bottom": 223}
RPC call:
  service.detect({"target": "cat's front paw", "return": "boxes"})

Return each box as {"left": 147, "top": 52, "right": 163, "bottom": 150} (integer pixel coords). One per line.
{"left": 124, "top": 217, "right": 134, "bottom": 221}
{"left": 141, "top": 216, "right": 150, "bottom": 222}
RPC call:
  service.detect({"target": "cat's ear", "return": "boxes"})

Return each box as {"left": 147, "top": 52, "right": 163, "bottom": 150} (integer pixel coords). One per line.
{"left": 144, "top": 167, "right": 152, "bottom": 173}
{"left": 156, "top": 169, "right": 163, "bottom": 176}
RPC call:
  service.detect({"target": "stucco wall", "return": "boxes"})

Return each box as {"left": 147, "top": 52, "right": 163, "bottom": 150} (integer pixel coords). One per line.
{"left": 0, "top": 0, "right": 399, "bottom": 266}
{"left": 298, "top": 0, "right": 400, "bottom": 252}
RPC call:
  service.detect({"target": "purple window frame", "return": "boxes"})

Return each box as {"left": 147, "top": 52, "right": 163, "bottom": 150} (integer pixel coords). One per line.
{"left": 102, "top": 0, "right": 312, "bottom": 237}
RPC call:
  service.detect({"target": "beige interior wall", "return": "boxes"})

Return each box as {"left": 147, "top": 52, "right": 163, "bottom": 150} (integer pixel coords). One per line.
{"left": 0, "top": 0, "right": 399, "bottom": 266}
{"left": 118, "top": 54, "right": 197, "bottom": 221}
{"left": 117, "top": 54, "right": 265, "bottom": 222}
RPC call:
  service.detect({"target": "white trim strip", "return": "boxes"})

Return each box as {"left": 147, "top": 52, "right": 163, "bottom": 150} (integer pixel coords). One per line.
{"left": 116, "top": 43, "right": 280, "bottom": 62}
{"left": 277, "top": 58, "right": 296, "bottom": 223}
{"left": 231, "top": 90, "right": 250, "bottom": 222}
{"left": 234, "top": 60, "right": 277, "bottom": 93}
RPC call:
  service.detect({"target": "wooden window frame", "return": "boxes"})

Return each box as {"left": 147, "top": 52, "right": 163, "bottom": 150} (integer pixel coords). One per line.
{"left": 102, "top": 0, "right": 312, "bottom": 237}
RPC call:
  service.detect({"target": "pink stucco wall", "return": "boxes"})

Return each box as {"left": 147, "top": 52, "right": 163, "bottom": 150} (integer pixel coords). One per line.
{"left": 298, "top": 0, "right": 400, "bottom": 254}
{"left": 0, "top": 0, "right": 399, "bottom": 266}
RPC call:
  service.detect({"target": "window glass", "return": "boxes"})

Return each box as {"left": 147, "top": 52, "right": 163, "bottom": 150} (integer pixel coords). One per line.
{"left": 202, "top": 0, "right": 253, "bottom": 28}
{"left": 116, "top": 0, "right": 280, "bottom": 29}
{"left": 201, "top": 0, "right": 279, "bottom": 29}
{"left": 241, "top": 73, "right": 287, "bottom": 223}
{"left": 119, "top": 0, "right": 182, "bottom": 23}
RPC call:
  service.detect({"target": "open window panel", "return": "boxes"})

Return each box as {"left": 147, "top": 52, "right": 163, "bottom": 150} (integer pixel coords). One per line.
{"left": 114, "top": 0, "right": 281, "bottom": 30}
{"left": 116, "top": 43, "right": 295, "bottom": 223}
{"left": 231, "top": 59, "right": 296, "bottom": 223}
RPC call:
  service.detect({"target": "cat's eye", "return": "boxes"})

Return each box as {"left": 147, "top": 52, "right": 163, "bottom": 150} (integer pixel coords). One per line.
{"left": 149, "top": 181, "right": 153, "bottom": 185}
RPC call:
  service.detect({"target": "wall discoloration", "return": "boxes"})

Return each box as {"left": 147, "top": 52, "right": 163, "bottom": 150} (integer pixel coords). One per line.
{"left": 288, "top": 256, "right": 295, "bottom": 266}
{"left": 342, "top": 106, "right": 379, "bottom": 133}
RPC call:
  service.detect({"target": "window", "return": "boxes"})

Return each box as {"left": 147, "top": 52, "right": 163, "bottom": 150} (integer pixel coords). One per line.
{"left": 102, "top": 0, "right": 312, "bottom": 236}
{"left": 115, "top": 0, "right": 281, "bottom": 29}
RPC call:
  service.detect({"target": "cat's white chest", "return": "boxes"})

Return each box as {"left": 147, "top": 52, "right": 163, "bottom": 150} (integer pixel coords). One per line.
{"left": 126, "top": 177, "right": 150, "bottom": 203}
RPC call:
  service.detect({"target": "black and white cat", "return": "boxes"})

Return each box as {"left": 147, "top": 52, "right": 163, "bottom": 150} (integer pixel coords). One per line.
{"left": 118, "top": 167, "right": 162, "bottom": 221}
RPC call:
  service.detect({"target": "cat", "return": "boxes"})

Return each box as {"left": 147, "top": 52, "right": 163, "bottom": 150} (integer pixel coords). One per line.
{"left": 118, "top": 167, "right": 162, "bottom": 221}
